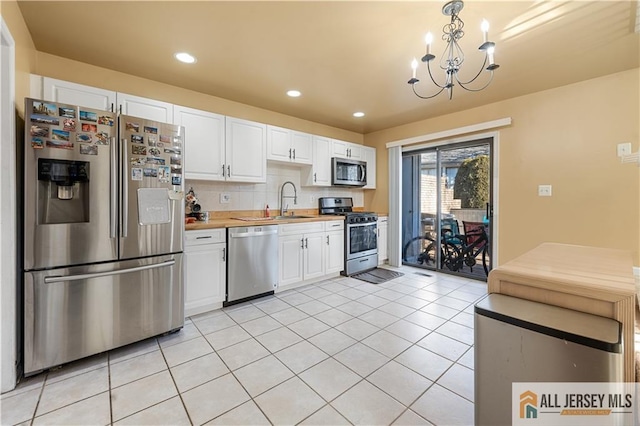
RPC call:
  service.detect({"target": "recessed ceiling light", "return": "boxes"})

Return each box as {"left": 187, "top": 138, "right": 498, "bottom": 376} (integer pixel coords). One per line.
{"left": 287, "top": 90, "right": 301, "bottom": 98}
{"left": 353, "top": 112, "right": 365, "bottom": 118}
{"left": 175, "top": 52, "right": 196, "bottom": 64}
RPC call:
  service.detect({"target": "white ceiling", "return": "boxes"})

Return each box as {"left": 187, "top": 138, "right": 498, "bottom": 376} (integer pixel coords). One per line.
{"left": 17, "top": 1, "right": 640, "bottom": 133}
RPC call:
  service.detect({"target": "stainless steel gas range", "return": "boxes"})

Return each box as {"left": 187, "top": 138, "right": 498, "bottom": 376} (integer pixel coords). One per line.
{"left": 318, "top": 197, "right": 378, "bottom": 276}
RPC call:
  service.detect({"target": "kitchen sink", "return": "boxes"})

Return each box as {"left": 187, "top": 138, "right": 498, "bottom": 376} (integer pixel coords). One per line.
{"left": 273, "top": 215, "right": 314, "bottom": 220}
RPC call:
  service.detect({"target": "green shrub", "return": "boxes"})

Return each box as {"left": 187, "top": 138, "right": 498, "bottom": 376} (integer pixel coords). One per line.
{"left": 453, "top": 155, "right": 489, "bottom": 208}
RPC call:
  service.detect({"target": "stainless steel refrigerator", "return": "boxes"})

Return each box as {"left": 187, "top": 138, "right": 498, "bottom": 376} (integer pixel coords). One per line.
{"left": 23, "top": 98, "right": 184, "bottom": 375}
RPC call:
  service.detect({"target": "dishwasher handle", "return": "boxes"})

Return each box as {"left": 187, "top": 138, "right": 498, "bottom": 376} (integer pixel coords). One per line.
{"left": 229, "top": 228, "right": 278, "bottom": 238}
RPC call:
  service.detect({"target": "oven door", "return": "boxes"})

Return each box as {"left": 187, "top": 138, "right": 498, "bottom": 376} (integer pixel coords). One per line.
{"left": 346, "top": 221, "right": 378, "bottom": 260}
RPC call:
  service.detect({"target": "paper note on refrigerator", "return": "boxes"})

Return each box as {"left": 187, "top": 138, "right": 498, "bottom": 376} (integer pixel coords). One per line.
{"left": 137, "top": 188, "right": 170, "bottom": 225}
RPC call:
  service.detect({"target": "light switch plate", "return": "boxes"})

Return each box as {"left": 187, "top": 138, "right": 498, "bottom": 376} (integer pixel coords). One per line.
{"left": 538, "top": 185, "right": 552, "bottom": 197}
{"left": 617, "top": 142, "right": 632, "bottom": 157}
{"left": 220, "top": 193, "right": 231, "bottom": 204}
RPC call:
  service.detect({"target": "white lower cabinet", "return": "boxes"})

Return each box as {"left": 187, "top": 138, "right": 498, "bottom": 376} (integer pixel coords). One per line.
{"left": 325, "top": 229, "right": 344, "bottom": 274}
{"left": 278, "top": 220, "right": 344, "bottom": 289}
{"left": 303, "top": 232, "right": 325, "bottom": 282}
{"left": 377, "top": 216, "right": 388, "bottom": 265}
{"left": 279, "top": 234, "right": 305, "bottom": 286}
{"left": 184, "top": 229, "right": 226, "bottom": 317}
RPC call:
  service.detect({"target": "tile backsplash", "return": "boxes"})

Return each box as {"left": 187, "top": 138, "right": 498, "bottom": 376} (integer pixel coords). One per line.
{"left": 186, "top": 163, "right": 364, "bottom": 213}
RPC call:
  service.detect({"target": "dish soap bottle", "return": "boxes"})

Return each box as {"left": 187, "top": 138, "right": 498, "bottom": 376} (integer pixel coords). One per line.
{"left": 265, "top": 204, "right": 270, "bottom": 218}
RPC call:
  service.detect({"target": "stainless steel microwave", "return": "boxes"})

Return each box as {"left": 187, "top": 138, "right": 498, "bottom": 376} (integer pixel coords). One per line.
{"left": 332, "top": 157, "right": 367, "bottom": 187}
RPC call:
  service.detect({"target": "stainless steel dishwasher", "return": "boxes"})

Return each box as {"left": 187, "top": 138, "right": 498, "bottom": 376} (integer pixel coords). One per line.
{"left": 226, "top": 225, "right": 278, "bottom": 305}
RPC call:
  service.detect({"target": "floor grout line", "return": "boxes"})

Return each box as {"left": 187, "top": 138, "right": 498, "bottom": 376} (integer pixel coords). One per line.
{"left": 6, "top": 266, "right": 484, "bottom": 425}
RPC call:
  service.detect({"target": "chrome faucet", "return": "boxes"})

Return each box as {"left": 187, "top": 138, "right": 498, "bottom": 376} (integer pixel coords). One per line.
{"left": 280, "top": 181, "right": 297, "bottom": 216}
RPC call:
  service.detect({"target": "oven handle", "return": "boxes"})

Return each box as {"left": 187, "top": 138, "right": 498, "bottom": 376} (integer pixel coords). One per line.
{"left": 347, "top": 222, "right": 377, "bottom": 228}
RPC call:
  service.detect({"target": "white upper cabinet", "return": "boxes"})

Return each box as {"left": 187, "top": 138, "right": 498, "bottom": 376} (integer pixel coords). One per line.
{"left": 39, "top": 77, "right": 172, "bottom": 123}
{"left": 41, "top": 77, "right": 116, "bottom": 112}
{"left": 332, "top": 139, "right": 362, "bottom": 159}
{"left": 117, "top": 92, "right": 173, "bottom": 123}
{"left": 290, "top": 131, "right": 313, "bottom": 164}
{"left": 174, "top": 105, "right": 226, "bottom": 181}
{"left": 304, "top": 135, "right": 332, "bottom": 187}
{"left": 267, "top": 125, "right": 312, "bottom": 165}
{"left": 362, "top": 146, "right": 377, "bottom": 189}
{"left": 225, "top": 117, "right": 267, "bottom": 183}
{"left": 266, "top": 125, "right": 291, "bottom": 162}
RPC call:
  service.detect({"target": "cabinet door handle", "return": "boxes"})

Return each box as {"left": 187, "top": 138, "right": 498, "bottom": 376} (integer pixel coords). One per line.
{"left": 326, "top": 235, "right": 329, "bottom": 245}
{"left": 227, "top": 165, "right": 231, "bottom": 177}
{"left": 293, "top": 149, "right": 296, "bottom": 160}
{"left": 222, "top": 164, "right": 226, "bottom": 177}
{"left": 301, "top": 238, "right": 305, "bottom": 249}
{"left": 289, "top": 148, "right": 292, "bottom": 159}
{"left": 314, "top": 173, "right": 317, "bottom": 182}
{"left": 222, "top": 248, "right": 226, "bottom": 262}
{"left": 331, "top": 223, "right": 340, "bottom": 227}
{"left": 119, "top": 104, "right": 122, "bottom": 114}
{"left": 305, "top": 238, "right": 308, "bottom": 249}
{"left": 195, "top": 236, "right": 212, "bottom": 239}
{"left": 110, "top": 103, "right": 114, "bottom": 113}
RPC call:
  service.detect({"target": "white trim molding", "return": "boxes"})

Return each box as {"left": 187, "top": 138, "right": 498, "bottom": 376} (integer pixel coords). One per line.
{"left": 386, "top": 120, "right": 507, "bottom": 273}
{"left": 386, "top": 117, "right": 512, "bottom": 149}
{"left": 0, "top": 16, "right": 17, "bottom": 393}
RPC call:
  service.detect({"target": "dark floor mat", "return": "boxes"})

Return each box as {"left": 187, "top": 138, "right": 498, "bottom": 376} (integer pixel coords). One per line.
{"left": 351, "top": 268, "right": 404, "bottom": 284}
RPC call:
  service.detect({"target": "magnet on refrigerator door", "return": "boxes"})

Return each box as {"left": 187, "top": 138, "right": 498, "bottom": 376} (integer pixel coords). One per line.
{"left": 131, "top": 168, "right": 143, "bottom": 181}
{"left": 79, "top": 144, "right": 98, "bottom": 156}
{"left": 132, "top": 145, "right": 147, "bottom": 155}
{"left": 59, "top": 107, "right": 76, "bottom": 118}
{"left": 79, "top": 110, "right": 97, "bottom": 122}
{"left": 31, "top": 115, "right": 59, "bottom": 126}
{"left": 31, "top": 138, "right": 44, "bottom": 149}
{"left": 63, "top": 118, "right": 76, "bottom": 131}
{"left": 81, "top": 123, "right": 97, "bottom": 133}
{"left": 158, "top": 166, "right": 170, "bottom": 182}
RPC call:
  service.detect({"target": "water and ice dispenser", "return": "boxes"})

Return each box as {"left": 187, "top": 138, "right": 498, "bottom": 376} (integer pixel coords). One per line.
{"left": 37, "top": 158, "right": 90, "bottom": 224}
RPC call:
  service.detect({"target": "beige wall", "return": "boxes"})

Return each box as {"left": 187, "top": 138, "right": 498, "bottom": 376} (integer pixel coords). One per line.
{"left": 5, "top": 2, "right": 639, "bottom": 268}
{"left": 34, "top": 52, "right": 363, "bottom": 144}
{"left": 364, "top": 69, "right": 640, "bottom": 265}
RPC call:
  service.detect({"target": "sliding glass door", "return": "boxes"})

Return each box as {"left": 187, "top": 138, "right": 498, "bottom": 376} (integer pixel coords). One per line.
{"left": 402, "top": 139, "right": 493, "bottom": 280}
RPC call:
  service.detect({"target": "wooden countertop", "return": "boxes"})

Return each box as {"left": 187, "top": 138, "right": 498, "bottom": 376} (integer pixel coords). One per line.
{"left": 489, "top": 242, "right": 635, "bottom": 301}
{"left": 185, "top": 214, "right": 345, "bottom": 231}
{"left": 488, "top": 242, "right": 636, "bottom": 381}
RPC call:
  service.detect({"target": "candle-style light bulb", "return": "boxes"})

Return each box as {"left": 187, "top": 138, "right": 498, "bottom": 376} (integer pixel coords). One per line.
{"left": 411, "top": 58, "right": 418, "bottom": 78}
{"left": 481, "top": 19, "right": 489, "bottom": 43}
{"left": 425, "top": 32, "right": 433, "bottom": 55}
{"left": 487, "top": 46, "right": 495, "bottom": 65}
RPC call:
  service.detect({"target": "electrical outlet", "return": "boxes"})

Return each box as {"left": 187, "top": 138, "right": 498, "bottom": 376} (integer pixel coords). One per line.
{"left": 617, "top": 142, "right": 632, "bottom": 157}
{"left": 219, "top": 193, "right": 231, "bottom": 204}
{"left": 310, "top": 195, "right": 316, "bottom": 203}
{"left": 538, "top": 185, "right": 552, "bottom": 197}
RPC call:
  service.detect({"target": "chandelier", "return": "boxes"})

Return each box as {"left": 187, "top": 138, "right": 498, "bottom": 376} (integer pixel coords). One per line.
{"left": 407, "top": 0, "right": 499, "bottom": 100}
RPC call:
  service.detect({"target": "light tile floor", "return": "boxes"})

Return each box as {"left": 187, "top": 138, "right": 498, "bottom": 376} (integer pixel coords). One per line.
{"left": 2, "top": 265, "right": 487, "bottom": 425}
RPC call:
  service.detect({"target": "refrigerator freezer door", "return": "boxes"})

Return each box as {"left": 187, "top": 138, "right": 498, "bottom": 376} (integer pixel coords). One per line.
{"left": 119, "top": 116, "right": 184, "bottom": 260}
{"left": 24, "top": 254, "right": 183, "bottom": 375}
{"left": 24, "top": 98, "right": 118, "bottom": 270}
